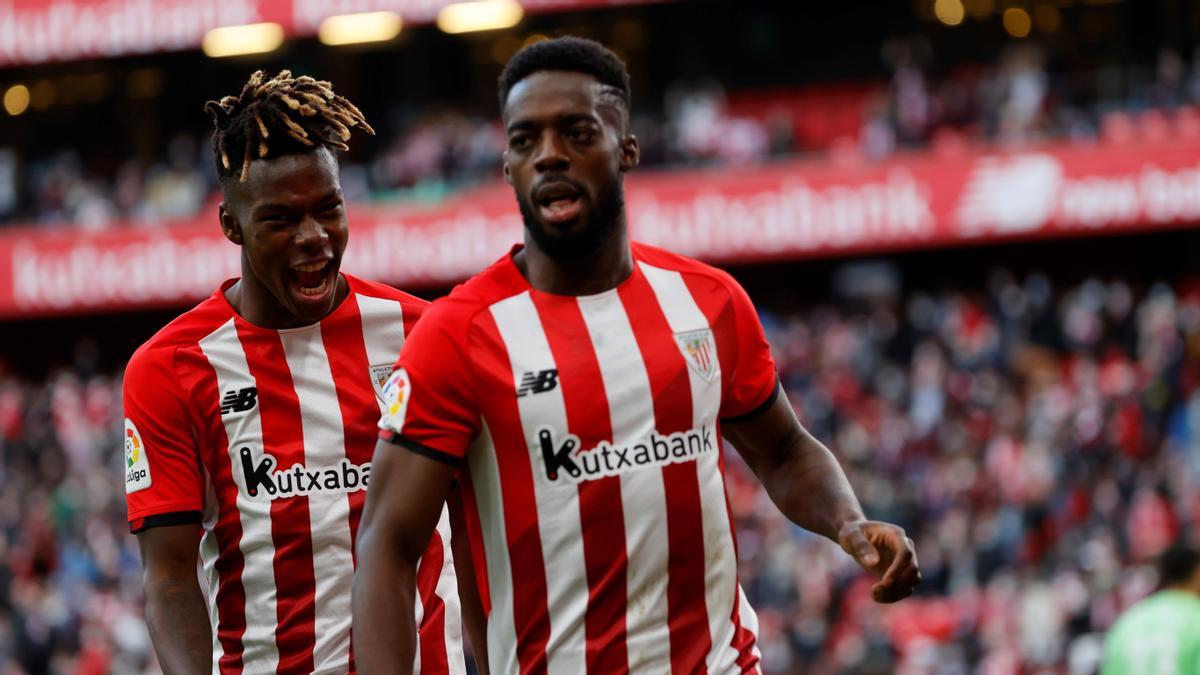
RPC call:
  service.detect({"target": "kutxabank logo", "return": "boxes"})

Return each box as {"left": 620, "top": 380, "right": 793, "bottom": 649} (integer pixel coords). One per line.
{"left": 536, "top": 425, "right": 716, "bottom": 483}
{"left": 238, "top": 448, "right": 371, "bottom": 500}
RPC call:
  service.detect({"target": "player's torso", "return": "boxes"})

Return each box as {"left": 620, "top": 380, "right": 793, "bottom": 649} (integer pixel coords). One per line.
{"left": 178, "top": 289, "right": 412, "bottom": 673}
{"left": 463, "top": 260, "right": 756, "bottom": 674}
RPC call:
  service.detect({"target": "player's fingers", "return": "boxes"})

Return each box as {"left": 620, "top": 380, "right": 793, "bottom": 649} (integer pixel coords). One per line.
{"left": 841, "top": 525, "right": 880, "bottom": 569}
{"left": 873, "top": 581, "right": 914, "bottom": 604}
{"left": 878, "top": 534, "right": 914, "bottom": 588}
{"left": 895, "top": 561, "right": 922, "bottom": 592}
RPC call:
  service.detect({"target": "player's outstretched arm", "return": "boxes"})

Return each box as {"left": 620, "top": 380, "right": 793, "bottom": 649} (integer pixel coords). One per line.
{"left": 722, "top": 390, "right": 921, "bottom": 603}
{"left": 353, "top": 439, "right": 457, "bottom": 675}
{"left": 136, "top": 524, "right": 211, "bottom": 674}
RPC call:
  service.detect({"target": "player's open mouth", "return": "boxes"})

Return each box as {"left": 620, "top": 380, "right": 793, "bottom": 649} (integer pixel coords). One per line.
{"left": 288, "top": 260, "right": 334, "bottom": 300}
{"left": 535, "top": 183, "right": 583, "bottom": 225}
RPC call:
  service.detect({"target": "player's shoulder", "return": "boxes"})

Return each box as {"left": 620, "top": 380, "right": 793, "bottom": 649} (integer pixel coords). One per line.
{"left": 632, "top": 241, "right": 746, "bottom": 298}
{"left": 418, "top": 250, "right": 530, "bottom": 331}
{"left": 343, "top": 273, "right": 429, "bottom": 315}
{"left": 126, "top": 291, "right": 233, "bottom": 384}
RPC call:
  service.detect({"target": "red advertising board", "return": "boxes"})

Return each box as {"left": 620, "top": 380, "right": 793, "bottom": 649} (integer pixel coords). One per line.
{"left": 0, "top": 0, "right": 665, "bottom": 67}
{"left": 2, "top": 138, "right": 1199, "bottom": 318}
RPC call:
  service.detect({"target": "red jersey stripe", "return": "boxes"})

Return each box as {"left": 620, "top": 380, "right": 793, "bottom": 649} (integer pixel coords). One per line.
{"left": 475, "top": 307, "right": 552, "bottom": 675}
{"left": 194, "top": 344, "right": 250, "bottom": 671}
{"left": 235, "top": 322, "right": 318, "bottom": 674}
{"left": 320, "top": 293, "right": 376, "bottom": 567}
{"left": 682, "top": 271, "right": 762, "bottom": 671}
{"left": 417, "top": 528, "right": 450, "bottom": 673}
{"left": 530, "top": 294, "right": 630, "bottom": 675}
{"left": 199, "top": 319, "right": 283, "bottom": 672}
{"left": 453, "top": 470, "right": 491, "bottom": 616}
{"left": 618, "top": 274, "right": 713, "bottom": 673}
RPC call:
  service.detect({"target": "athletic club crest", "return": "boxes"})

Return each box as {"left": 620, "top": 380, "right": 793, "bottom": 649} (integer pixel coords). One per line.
{"left": 675, "top": 329, "right": 717, "bottom": 382}
{"left": 370, "top": 363, "right": 395, "bottom": 403}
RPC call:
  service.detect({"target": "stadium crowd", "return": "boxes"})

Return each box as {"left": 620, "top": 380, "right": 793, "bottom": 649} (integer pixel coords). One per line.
{"left": 0, "top": 264, "right": 1195, "bottom": 673}
{"left": 4, "top": 38, "right": 1200, "bottom": 229}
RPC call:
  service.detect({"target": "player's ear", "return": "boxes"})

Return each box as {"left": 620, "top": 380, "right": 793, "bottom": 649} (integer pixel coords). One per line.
{"left": 502, "top": 152, "right": 513, "bottom": 185}
{"left": 219, "top": 203, "right": 244, "bottom": 245}
{"left": 619, "top": 133, "right": 639, "bottom": 173}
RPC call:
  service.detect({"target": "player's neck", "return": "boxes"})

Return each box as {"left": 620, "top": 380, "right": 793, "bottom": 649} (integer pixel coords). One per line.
{"left": 518, "top": 227, "right": 633, "bottom": 296}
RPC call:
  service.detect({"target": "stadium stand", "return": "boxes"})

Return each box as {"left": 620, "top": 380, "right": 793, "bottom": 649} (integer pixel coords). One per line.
{"left": 3, "top": 0, "right": 1200, "bottom": 672}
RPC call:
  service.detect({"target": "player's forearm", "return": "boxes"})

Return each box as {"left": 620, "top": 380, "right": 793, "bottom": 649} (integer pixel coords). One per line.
{"left": 759, "top": 429, "right": 866, "bottom": 542}
{"left": 143, "top": 574, "right": 212, "bottom": 675}
{"left": 352, "top": 527, "right": 419, "bottom": 675}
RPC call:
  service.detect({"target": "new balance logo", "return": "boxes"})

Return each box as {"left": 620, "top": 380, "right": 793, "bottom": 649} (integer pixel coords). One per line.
{"left": 220, "top": 387, "right": 258, "bottom": 415}
{"left": 516, "top": 369, "right": 559, "bottom": 397}
{"left": 536, "top": 425, "right": 715, "bottom": 484}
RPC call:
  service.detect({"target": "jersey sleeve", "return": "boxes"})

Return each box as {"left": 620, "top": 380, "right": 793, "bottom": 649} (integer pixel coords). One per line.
{"left": 718, "top": 275, "right": 780, "bottom": 422}
{"left": 122, "top": 345, "right": 204, "bottom": 533}
{"left": 379, "top": 301, "right": 480, "bottom": 464}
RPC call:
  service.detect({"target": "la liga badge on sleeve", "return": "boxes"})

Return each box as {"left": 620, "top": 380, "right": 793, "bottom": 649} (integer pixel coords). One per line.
{"left": 124, "top": 418, "right": 152, "bottom": 493}
{"left": 379, "top": 368, "right": 411, "bottom": 434}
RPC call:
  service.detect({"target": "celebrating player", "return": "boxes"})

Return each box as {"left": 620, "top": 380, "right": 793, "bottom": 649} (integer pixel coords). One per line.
{"left": 123, "top": 71, "right": 464, "bottom": 674}
{"left": 353, "top": 37, "right": 920, "bottom": 674}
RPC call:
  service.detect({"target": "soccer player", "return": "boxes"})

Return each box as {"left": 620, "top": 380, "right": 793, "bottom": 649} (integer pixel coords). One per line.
{"left": 123, "top": 71, "right": 464, "bottom": 674}
{"left": 1102, "top": 543, "right": 1200, "bottom": 674}
{"left": 354, "top": 38, "right": 920, "bottom": 674}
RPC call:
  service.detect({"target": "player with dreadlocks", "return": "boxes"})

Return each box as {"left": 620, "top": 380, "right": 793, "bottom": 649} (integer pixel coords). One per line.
{"left": 123, "top": 70, "right": 468, "bottom": 674}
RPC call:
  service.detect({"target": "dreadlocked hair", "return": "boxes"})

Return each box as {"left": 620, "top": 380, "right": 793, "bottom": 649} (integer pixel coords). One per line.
{"left": 204, "top": 69, "right": 375, "bottom": 182}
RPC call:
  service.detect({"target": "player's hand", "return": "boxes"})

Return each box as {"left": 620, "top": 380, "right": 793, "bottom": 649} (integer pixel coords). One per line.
{"left": 838, "top": 520, "right": 920, "bottom": 603}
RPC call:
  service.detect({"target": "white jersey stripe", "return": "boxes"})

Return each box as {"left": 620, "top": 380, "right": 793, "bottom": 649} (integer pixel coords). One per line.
{"left": 489, "top": 292, "right": 589, "bottom": 675}
{"left": 277, "top": 329, "right": 355, "bottom": 673}
{"left": 433, "top": 508, "right": 467, "bottom": 675}
{"left": 355, "top": 293, "right": 408, "bottom": 396}
{"left": 640, "top": 262, "right": 744, "bottom": 672}
{"left": 198, "top": 319, "right": 281, "bottom": 674}
{"left": 467, "top": 423, "right": 520, "bottom": 675}
{"left": 198, "top": 468, "right": 223, "bottom": 668}
{"left": 736, "top": 584, "right": 763, "bottom": 673}
{"left": 576, "top": 290, "right": 673, "bottom": 674}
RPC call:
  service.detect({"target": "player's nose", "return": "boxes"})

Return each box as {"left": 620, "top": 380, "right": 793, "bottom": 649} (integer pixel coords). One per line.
{"left": 293, "top": 215, "right": 329, "bottom": 249}
{"left": 533, "top": 131, "right": 569, "bottom": 173}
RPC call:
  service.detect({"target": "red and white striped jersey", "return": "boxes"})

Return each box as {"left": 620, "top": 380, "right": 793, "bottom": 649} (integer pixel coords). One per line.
{"left": 378, "top": 243, "right": 778, "bottom": 675}
{"left": 123, "top": 273, "right": 464, "bottom": 675}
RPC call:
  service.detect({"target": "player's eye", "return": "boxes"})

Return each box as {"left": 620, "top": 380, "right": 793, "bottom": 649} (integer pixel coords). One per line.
{"left": 320, "top": 202, "right": 343, "bottom": 215}
{"left": 568, "top": 127, "right": 595, "bottom": 142}
{"left": 509, "top": 134, "right": 532, "bottom": 151}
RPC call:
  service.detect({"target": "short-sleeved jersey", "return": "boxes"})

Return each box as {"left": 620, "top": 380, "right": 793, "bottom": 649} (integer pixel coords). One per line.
{"left": 378, "top": 243, "right": 778, "bottom": 675}
{"left": 123, "top": 273, "right": 464, "bottom": 675}
{"left": 1102, "top": 590, "right": 1200, "bottom": 675}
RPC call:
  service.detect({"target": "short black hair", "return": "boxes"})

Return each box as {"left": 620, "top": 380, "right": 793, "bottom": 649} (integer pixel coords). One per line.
{"left": 1160, "top": 544, "right": 1200, "bottom": 586}
{"left": 204, "top": 70, "right": 374, "bottom": 184}
{"left": 497, "top": 36, "right": 631, "bottom": 115}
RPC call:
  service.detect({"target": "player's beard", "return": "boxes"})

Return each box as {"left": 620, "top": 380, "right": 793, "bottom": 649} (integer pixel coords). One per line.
{"left": 517, "top": 177, "right": 625, "bottom": 261}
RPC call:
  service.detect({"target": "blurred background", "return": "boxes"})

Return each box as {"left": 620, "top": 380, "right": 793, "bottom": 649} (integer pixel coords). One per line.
{"left": 2, "top": 0, "right": 1200, "bottom": 672}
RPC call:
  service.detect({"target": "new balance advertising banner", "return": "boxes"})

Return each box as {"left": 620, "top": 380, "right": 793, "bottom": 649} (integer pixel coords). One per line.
{"left": 3, "top": 139, "right": 1200, "bottom": 318}
{"left": 0, "top": 0, "right": 665, "bottom": 66}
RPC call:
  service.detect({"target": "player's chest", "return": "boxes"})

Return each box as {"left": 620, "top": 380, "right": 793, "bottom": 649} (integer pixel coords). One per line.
{"left": 478, "top": 291, "right": 725, "bottom": 449}
{"left": 194, "top": 326, "right": 393, "bottom": 481}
